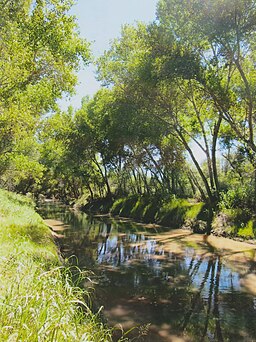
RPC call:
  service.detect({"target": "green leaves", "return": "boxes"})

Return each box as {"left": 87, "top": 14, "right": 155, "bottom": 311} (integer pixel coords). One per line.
{"left": 0, "top": 0, "right": 90, "bottom": 119}
{"left": 0, "top": 0, "right": 90, "bottom": 191}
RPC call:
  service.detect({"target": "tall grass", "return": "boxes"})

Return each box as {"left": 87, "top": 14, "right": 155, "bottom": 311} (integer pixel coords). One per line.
{"left": 0, "top": 189, "right": 112, "bottom": 341}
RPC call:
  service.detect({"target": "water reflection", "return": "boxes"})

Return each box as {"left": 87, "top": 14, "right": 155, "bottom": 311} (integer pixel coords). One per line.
{"left": 38, "top": 203, "right": 256, "bottom": 342}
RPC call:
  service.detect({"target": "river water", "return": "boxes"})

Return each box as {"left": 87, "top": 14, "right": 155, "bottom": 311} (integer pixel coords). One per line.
{"left": 38, "top": 203, "right": 256, "bottom": 342}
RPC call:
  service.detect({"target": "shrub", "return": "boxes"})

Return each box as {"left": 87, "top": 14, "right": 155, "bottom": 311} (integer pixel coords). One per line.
{"left": 219, "top": 186, "right": 254, "bottom": 211}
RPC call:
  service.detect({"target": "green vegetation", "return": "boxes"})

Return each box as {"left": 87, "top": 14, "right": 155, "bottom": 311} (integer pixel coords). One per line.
{"left": 109, "top": 194, "right": 205, "bottom": 230}
{"left": 212, "top": 208, "right": 256, "bottom": 239}
{"left": 0, "top": 1, "right": 255, "bottom": 340}
{"left": 2, "top": 1, "right": 256, "bottom": 341}
{"left": 156, "top": 199, "right": 191, "bottom": 227}
{"left": 0, "top": 189, "right": 112, "bottom": 341}
{"left": 237, "top": 220, "right": 255, "bottom": 239}
{"left": 1, "top": 0, "right": 256, "bottom": 240}
{"left": 26, "top": 0, "right": 255, "bottom": 238}
{"left": 0, "top": 0, "right": 90, "bottom": 194}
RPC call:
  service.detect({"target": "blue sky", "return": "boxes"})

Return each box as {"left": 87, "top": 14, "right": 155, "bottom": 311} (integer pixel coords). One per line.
{"left": 60, "top": 0, "right": 158, "bottom": 110}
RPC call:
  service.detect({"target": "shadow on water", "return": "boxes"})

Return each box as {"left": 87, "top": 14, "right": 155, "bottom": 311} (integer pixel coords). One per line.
{"left": 38, "top": 202, "right": 256, "bottom": 342}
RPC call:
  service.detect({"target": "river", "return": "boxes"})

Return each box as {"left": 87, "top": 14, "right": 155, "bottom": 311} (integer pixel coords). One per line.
{"left": 38, "top": 202, "right": 256, "bottom": 342}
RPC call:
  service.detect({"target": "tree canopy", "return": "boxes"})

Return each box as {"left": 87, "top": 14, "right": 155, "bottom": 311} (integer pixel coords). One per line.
{"left": 1, "top": 0, "right": 256, "bottom": 236}
{"left": 0, "top": 0, "right": 90, "bottom": 189}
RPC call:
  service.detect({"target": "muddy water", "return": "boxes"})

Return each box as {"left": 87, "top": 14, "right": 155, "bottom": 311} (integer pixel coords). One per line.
{"left": 39, "top": 203, "right": 256, "bottom": 342}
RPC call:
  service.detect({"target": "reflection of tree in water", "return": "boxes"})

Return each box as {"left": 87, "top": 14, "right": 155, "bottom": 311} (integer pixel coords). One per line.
{"left": 97, "top": 236, "right": 256, "bottom": 342}
{"left": 39, "top": 204, "right": 256, "bottom": 342}
{"left": 180, "top": 255, "right": 256, "bottom": 342}
{"left": 63, "top": 219, "right": 256, "bottom": 341}
{"left": 181, "top": 256, "right": 224, "bottom": 341}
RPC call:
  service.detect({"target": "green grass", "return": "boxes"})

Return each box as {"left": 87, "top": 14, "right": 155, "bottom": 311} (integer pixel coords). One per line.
{"left": 156, "top": 198, "right": 193, "bottom": 228}
{"left": 0, "top": 189, "right": 113, "bottom": 341}
{"left": 116, "top": 195, "right": 138, "bottom": 218}
{"left": 110, "top": 195, "right": 204, "bottom": 229}
{"left": 185, "top": 202, "right": 205, "bottom": 221}
{"left": 141, "top": 200, "right": 160, "bottom": 223}
{"left": 130, "top": 196, "right": 148, "bottom": 221}
{"left": 110, "top": 197, "right": 126, "bottom": 215}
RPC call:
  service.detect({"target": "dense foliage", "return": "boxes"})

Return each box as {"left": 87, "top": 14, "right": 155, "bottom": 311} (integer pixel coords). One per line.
{"left": 1, "top": 0, "right": 256, "bottom": 236}
{"left": 0, "top": 0, "right": 90, "bottom": 191}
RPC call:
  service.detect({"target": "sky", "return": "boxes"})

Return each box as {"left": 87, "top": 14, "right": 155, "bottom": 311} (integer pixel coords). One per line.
{"left": 60, "top": 0, "right": 158, "bottom": 110}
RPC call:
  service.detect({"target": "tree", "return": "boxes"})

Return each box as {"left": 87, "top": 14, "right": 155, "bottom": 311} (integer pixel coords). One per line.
{"left": 96, "top": 0, "right": 256, "bottom": 214}
{"left": 0, "top": 0, "right": 90, "bottom": 189}
{"left": 156, "top": 0, "right": 256, "bottom": 205}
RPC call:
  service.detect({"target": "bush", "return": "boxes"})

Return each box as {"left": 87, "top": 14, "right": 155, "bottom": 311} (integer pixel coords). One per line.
{"left": 219, "top": 186, "right": 254, "bottom": 211}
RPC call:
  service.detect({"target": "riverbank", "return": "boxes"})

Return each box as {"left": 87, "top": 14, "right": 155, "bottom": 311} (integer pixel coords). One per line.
{"left": 79, "top": 195, "right": 207, "bottom": 230}
{"left": 0, "top": 189, "right": 112, "bottom": 341}
{"left": 79, "top": 194, "right": 256, "bottom": 240}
